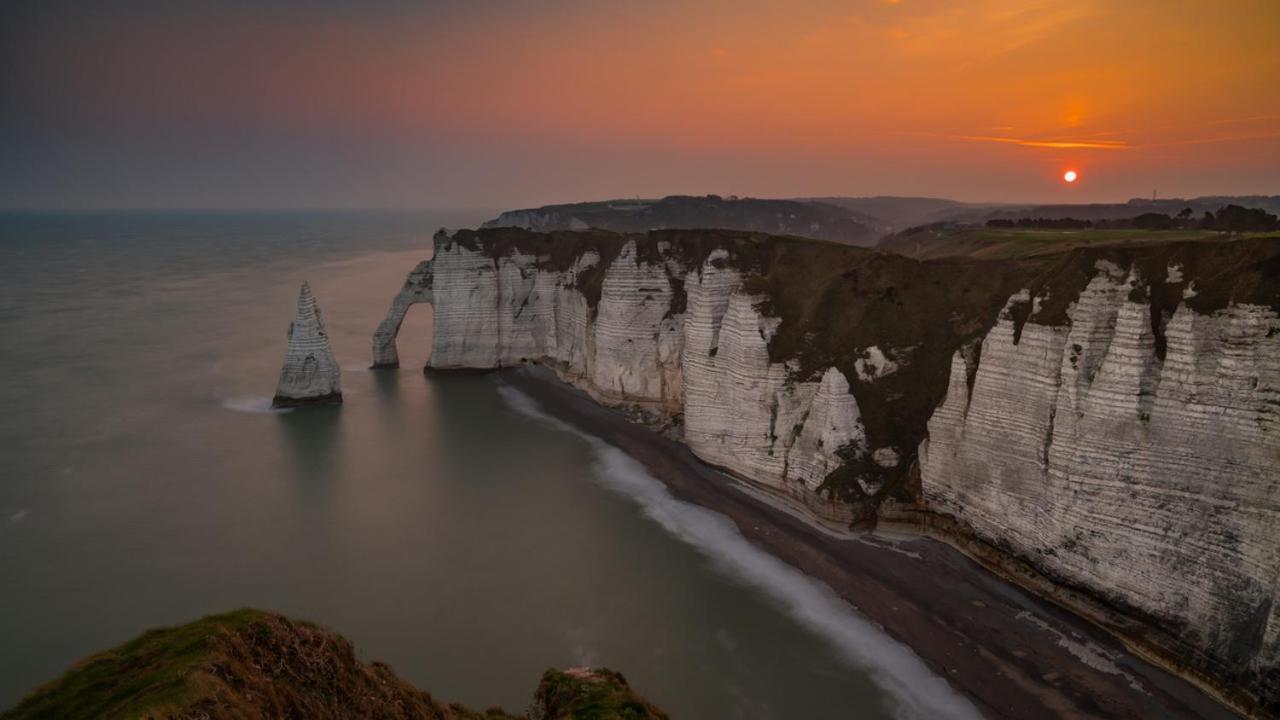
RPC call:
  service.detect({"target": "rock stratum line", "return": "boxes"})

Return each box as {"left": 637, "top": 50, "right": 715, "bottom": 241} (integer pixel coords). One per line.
{"left": 374, "top": 227, "right": 1280, "bottom": 717}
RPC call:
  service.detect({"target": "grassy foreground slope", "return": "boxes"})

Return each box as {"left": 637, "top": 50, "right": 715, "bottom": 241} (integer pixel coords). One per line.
{"left": 2, "top": 610, "right": 666, "bottom": 720}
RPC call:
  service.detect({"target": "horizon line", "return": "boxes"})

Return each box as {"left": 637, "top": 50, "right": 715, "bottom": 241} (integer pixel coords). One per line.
{"left": 3, "top": 192, "right": 1279, "bottom": 215}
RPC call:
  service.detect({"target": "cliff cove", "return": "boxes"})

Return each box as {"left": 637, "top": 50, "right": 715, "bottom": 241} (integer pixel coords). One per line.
{"left": 3, "top": 212, "right": 1276, "bottom": 719}
{"left": 376, "top": 226, "right": 1280, "bottom": 718}
{"left": 499, "top": 365, "right": 1233, "bottom": 719}
{"left": 0, "top": 212, "right": 965, "bottom": 718}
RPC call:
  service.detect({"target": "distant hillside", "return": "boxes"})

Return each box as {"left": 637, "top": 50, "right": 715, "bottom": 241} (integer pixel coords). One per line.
{"left": 482, "top": 195, "right": 883, "bottom": 247}
{"left": 814, "top": 195, "right": 1280, "bottom": 230}
{"left": 908, "top": 195, "right": 1280, "bottom": 226}
{"left": 483, "top": 195, "right": 1280, "bottom": 250}
{"left": 802, "top": 196, "right": 972, "bottom": 231}
{"left": 879, "top": 199, "right": 1280, "bottom": 259}
{"left": 3, "top": 610, "right": 667, "bottom": 720}
{"left": 878, "top": 224, "right": 1279, "bottom": 260}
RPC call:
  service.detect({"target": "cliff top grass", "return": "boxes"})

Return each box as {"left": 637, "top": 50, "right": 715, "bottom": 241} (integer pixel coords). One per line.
{"left": 4, "top": 609, "right": 268, "bottom": 720}
{"left": 879, "top": 224, "right": 1278, "bottom": 260}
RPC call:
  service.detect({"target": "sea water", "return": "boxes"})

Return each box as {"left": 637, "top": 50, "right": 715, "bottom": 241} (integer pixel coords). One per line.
{"left": 0, "top": 211, "right": 972, "bottom": 718}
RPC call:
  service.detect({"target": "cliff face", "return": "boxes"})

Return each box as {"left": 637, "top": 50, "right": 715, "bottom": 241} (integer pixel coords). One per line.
{"left": 376, "top": 227, "right": 1280, "bottom": 716}
{"left": 4, "top": 610, "right": 666, "bottom": 720}
{"left": 920, "top": 255, "right": 1280, "bottom": 711}
{"left": 379, "top": 228, "right": 1007, "bottom": 520}
{"left": 273, "top": 282, "right": 342, "bottom": 408}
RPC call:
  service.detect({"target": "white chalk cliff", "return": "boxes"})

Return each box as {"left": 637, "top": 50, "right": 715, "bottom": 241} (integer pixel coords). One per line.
{"left": 919, "top": 260, "right": 1280, "bottom": 706}
{"left": 273, "top": 282, "right": 342, "bottom": 408}
{"left": 377, "top": 231, "right": 872, "bottom": 518}
{"left": 681, "top": 257, "right": 867, "bottom": 519}
{"left": 375, "top": 228, "right": 1279, "bottom": 715}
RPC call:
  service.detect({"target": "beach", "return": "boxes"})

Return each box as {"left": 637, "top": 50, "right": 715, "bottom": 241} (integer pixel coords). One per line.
{"left": 503, "top": 365, "right": 1235, "bottom": 720}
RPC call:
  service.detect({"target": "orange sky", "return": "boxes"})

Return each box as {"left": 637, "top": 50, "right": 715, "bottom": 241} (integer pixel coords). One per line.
{"left": 3, "top": 0, "right": 1278, "bottom": 208}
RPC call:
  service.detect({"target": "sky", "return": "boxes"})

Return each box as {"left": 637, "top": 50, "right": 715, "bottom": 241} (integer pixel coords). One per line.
{"left": 2, "top": 0, "right": 1278, "bottom": 210}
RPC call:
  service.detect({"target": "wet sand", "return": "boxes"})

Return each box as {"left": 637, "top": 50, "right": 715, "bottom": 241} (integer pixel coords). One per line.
{"left": 503, "top": 366, "right": 1235, "bottom": 720}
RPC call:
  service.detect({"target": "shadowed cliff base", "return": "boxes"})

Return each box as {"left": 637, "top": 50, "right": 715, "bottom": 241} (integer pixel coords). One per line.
{"left": 1, "top": 609, "right": 666, "bottom": 720}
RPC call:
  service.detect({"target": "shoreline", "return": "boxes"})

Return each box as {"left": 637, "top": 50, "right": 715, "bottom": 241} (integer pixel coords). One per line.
{"left": 500, "top": 365, "right": 1236, "bottom": 720}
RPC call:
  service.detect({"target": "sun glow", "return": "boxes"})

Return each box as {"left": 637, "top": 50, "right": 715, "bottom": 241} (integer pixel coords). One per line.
{"left": 1063, "top": 170, "right": 1079, "bottom": 183}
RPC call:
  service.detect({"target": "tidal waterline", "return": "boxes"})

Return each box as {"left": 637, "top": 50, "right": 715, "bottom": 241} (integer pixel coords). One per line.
{"left": 497, "top": 384, "right": 980, "bottom": 720}
{"left": 0, "top": 212, "right": 965, "bottom": 718}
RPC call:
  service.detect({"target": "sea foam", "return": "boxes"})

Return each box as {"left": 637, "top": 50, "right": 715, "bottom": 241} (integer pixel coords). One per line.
{"left": 221, "top": 395, "right": 292, "bottom": 414}
{"left": 497, "top": 383, "right": 981, "bottom": 720}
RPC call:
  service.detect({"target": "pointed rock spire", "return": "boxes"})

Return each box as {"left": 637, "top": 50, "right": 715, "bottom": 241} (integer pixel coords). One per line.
{"left": 272, "top": 281, "right": 342, "bottom": 408}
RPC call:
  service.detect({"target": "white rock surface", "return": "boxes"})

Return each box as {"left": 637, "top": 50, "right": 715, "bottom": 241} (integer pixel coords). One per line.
{"left": 372, "top": 259, "right": 433, "bottom": 367}
{"left": 588, "top": 241, "right": 683, "bottom": 405}
{"left": 854, "top": 345, "right": 898, "bottom": 381}
{"left": 681, "top": 255, "right": 865, "bottom": 499}
{"left": 379, "top": 232, "right": 872, "bottom": 510}
{"left": 273, "top": 282, "right": 342, "bottom": 407}
{"left": 920, "top": 265, "right": 1280, "bottom": 695}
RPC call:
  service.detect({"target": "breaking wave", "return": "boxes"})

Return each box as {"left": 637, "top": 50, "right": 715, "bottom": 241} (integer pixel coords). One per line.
{"left": 497, "top": 383, "right": 981, "bottom": 720}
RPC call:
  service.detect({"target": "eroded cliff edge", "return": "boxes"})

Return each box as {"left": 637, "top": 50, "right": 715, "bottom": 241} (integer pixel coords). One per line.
{"left": 375, "top": 227, "right": 1279, "bottom": 717}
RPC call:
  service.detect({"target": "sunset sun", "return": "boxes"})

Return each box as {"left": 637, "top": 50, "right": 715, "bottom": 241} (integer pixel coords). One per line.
{"left": 1063, "top": 169, "right": 1079, "bottom": 183}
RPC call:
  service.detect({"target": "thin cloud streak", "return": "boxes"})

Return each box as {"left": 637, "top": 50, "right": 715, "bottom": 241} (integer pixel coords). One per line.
{"left": 1144, "top": 130, "right": 1280, "bottom": 149}
{"left": 892, "top": 131, "right": 1131, "bottom": 150}
{"left": 893, "top": 117, "right": 1280, "bottom": 152}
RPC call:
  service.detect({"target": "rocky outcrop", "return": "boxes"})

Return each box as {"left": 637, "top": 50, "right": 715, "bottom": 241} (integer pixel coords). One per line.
{"left": 531, "top": 668, "right": 669, "bottom": 720}
{"left": 377, "top": 227, "right": 1280, "bottom": 716}
{"left": 4, "top": 609, "right": 666, "bottom": 720}
{"left": 272, "top": 282, "right": 341, "bottom": 408}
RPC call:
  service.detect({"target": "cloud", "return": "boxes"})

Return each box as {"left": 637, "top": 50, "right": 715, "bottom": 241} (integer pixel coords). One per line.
{"left": 896, "top": 131, "right": 1131, "bottom": 150}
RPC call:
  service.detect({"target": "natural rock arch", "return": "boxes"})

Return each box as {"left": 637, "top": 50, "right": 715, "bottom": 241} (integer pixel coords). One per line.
{"left": 371, "top": 258, "right": 434, "bottom": 368}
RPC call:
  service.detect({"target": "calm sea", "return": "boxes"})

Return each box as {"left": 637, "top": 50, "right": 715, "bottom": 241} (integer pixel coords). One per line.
{"left": 0, "top": 211, "right": 969, "bottom": 718}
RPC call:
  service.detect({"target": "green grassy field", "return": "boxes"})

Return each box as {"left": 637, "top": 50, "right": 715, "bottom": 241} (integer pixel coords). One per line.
{"left": 884, "top": 226, "right": 1279, "bottom": 260}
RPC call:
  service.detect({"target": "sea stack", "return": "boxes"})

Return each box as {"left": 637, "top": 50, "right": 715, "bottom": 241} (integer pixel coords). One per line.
{"left": 272, "top": 282, "right": 342, "bottom": 408}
